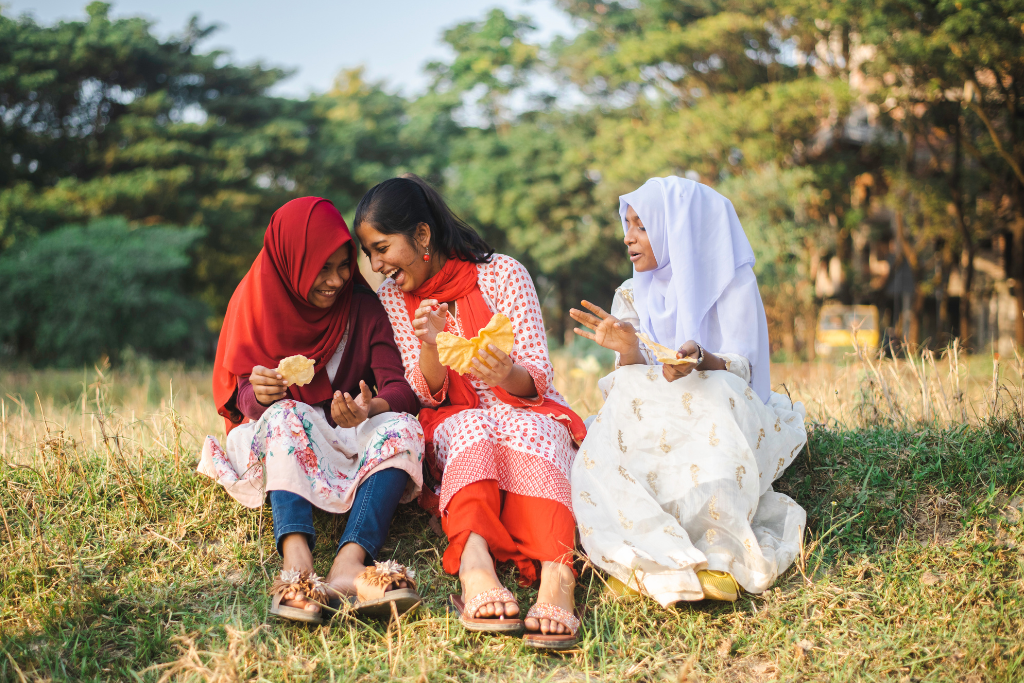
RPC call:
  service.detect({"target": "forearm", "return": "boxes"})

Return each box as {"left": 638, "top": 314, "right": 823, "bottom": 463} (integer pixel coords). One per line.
{"left": 419, "top": 342, "right": 448, "bottom": 393}
{"left": 499, "top": 364, "right": 538, "bottom": 398}
{"left": 618, "top": 344, "right": 647, "bottom": 367}
{"left": 698, "top": 351, "right": 727, "bottom": 372}
{"left": 368, "top": 396, "right": 390, "bottom": 418}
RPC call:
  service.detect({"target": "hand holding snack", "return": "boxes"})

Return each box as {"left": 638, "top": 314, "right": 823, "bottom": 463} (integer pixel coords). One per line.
{"left": 413, "top": 299, "right": 449, "bottom": 345}
{"left": 331, "top": 380, "right": 374, "bottom": 428}
{"left": 635, "top": 333, "right": 699, "bottom": 366}
{"left": 436, "top": 313, "right": 514, "bottom": 375}
{"left": 662, "top": 340, "right": 701, "bottom": 382}
{"left": 277, "top": 355, "right": 316, "bottom": 386}
{"left": 470, "top": 343, "right": 514, "bottom": 388}
{"left": 570, "top": 300, "right": 641, "bottom": 356}
{"left": 250, "top": 365, "right": 288, "bottom": 406}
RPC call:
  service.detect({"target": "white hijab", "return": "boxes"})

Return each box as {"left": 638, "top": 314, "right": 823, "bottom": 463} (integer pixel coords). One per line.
{"left": 620, "top": 176, "right": 771, "bottom": 400}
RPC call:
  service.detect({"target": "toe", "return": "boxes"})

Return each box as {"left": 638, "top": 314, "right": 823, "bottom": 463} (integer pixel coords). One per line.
{"left": 524, "top": 616, "right": 539, "bottom": 631}
{"left": 505, "top": 601, "right": 519, "bottom": 617}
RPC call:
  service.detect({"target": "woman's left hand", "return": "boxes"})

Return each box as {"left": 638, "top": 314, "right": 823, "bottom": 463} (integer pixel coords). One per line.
{"left": 470, "top": 344, "right": 514, "bottom": 388}
{"left": 662, "top": 340, "right": 701, "bottom": 382}
{"left": 331, "top": 380, "right": 373, "bottom": 427}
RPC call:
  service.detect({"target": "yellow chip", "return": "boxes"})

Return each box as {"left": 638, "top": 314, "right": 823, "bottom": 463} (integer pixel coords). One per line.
{"left": 437, "top": 313, "right": 514, "bottom": 375}
{"left": 636, "top": 332, "right": 698, "bottom": 365}
{"left": 276, "top": 354, "right": 316, "bottom": 387}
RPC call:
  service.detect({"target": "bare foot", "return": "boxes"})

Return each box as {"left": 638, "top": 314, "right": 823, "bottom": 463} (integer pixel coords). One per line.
{"left": 325, "top": 543, "right": 411, "bottom": 601}
{"left": 279, "top": 533, "right": 321, "bottom": 614}
{"left": 524, "top": 561, "right": 576, "bottom": 634}
{"left": 459, "top": 532, "right": 519, "bottom": 618}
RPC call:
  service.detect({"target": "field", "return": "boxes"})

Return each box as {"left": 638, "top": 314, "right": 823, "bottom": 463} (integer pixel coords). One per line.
{"left": 1, "top": 347, "right": 1023, "bottom": 682}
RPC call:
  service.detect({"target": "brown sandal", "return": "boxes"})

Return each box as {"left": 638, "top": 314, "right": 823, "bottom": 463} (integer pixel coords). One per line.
{"left": 523, "top": 603, "right": 581, "bottom": 650}
{"left": 348, "top": 561, "right": 422, "bottom": 619}
{"left": 450, "top": 588, "right": 525, "bottom": 633}
{"left": 268, "top": 569, "right": 329, "bottom": 625}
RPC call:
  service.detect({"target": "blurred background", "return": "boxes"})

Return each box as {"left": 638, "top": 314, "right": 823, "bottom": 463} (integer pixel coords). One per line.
{"left": 1, "top": 0, "right": 1022, "bottom": 369}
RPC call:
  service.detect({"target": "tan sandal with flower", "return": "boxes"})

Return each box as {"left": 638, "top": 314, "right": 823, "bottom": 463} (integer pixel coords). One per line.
{"left": 348, "top": 560, "right": 421, "bottom": 619}
{"left": 269, "top": 569, "right": 330, "bottom": 625}
{"left": 523, "top": 603, "right": 581, "bottom": 650}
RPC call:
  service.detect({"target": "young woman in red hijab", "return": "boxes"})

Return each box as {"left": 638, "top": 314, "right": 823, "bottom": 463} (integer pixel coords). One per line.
{"left": 198, "top": 197, "right": 424, "bottom": 625}
{"left": 354, "top": 176, "right": 586, "bottom": 649}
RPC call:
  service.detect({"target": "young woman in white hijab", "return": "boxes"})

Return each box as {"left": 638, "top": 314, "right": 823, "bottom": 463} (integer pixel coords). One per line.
{"left": 568, "top": 177, "right": 808, "bottom": 606}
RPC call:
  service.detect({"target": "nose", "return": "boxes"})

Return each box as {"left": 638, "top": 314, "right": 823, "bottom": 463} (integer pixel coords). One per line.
{"left": 623, "top": 227, "right": 636, "bottom": 245}
{"left": 370, "top": 253, "right": 384, "bottom": 273}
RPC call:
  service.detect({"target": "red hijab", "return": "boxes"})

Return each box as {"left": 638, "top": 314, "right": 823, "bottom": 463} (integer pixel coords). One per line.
{"left": 213, "top": 197, "right": 368, "bottom": 432}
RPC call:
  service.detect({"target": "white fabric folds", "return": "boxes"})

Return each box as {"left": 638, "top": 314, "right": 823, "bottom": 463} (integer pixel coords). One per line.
{"left": 619, "top": 176, "right": 771, "bottom": 401}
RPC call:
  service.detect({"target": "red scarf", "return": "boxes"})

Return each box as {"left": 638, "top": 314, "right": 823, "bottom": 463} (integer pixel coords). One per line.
{"left": 403, "top": 258, "right": 587, "bottom": 468}
{"left": 213, "top": 197, "right": 367, "bottom": 433}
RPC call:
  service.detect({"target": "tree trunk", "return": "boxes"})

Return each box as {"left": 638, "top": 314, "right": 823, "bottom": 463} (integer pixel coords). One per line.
{"left": 1011, "top": 216, "right": 1024, "bottom": 347}
{"left": 951, "top": 118, "right": 974, "bottom": 348}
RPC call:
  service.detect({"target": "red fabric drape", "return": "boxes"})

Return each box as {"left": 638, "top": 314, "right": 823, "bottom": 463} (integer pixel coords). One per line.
{"left": 213, "top": 198, "right": 368, "bottom": 432}
{"left": 402, "top": 257, "right": 586, "bottom": 470}
{"left": 441, "top": 480, "right": 575, "bottom": 585}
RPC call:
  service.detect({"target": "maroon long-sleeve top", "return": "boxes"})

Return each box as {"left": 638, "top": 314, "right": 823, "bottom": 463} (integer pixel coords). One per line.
{"left": 236, "top": 287, "right": 417, "bottom": 427}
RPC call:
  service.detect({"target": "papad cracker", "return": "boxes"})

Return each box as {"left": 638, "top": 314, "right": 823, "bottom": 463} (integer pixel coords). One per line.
{"left": 437, "top": 313, "right": 514, "bottom": 375}
{"left": 276, "top": 355, "right": 316, "bottom": 387}
{"left": 636, "top": 332, "right": 698, "bottom": 366}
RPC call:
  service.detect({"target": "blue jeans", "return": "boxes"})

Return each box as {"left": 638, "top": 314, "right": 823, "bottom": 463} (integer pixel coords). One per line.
{"left": 269, "top": 467, "right": 409, "bottom": 560}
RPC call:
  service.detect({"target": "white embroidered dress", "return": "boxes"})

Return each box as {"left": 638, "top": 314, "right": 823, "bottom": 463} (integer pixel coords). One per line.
{"left": 571, "top": 280, "right": 807, "bottom": 606}
{"left": 376, "top": 255, "right": 576, "bottom": 513}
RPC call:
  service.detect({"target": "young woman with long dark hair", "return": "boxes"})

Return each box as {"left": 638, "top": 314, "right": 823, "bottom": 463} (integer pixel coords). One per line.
{"left": 353, "top": 175, "right": 586, "bottom": 649}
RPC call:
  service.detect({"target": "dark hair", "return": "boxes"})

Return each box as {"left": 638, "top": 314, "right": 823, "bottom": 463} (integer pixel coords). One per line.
{"left": 353, "top": 174, "right": 494, "bottom": 264}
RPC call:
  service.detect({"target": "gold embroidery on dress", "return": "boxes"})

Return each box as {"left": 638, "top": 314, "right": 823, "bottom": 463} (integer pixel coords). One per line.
{"left": 774, "top": 417, "right": 782, "bottom": 432}
{"left": 646, "top": 366, "right": 659, "bottom": 381}
{"left": 747, "top": 508, "right": 754, "bottom": 521}
{"left": 756, "top": 428, "right": 765, "bottom": 450}
{"left": 735, "top": 465, "right": 746, "bottom": 487}
{"left": 699, "top": 370, "right": 708, "bottom": 379}
{"left": 622, "top": 539, "right": 636, "bottom": 548}
{"left": 595, "top": 411, "right": 602, "bottom": 423}
{"left": 646, "top": 471, "right": 659, "bottom": 495}
{"left": 631, "top": 398, "right": 643, "bottom": 420}
{"left": 618, "top": 510, "right": 633, "bottom": 530}
{"left": 773, "top": 457, "right": 785, "bottom": 479}
{"left": 744, "top": 539, "right": 753, "bottom": 552}
{"left": 725, "top": 359, "right": 732, "bottom": 371}
{"left": 620, "top": 288, "right": 634, "bottom": 305}
{"left": 706, "top": 528, "right": 717, "bottom": 544}
{"left": 617, "top": 430, "right": 627, "bottom": 453}
{"left": 579, "top": 491, "right": 597, "bottom": 506}
{"left": 658, "top": 430, "right": 671, "bottom": 453}
{"left": 681, "top": 393, "right": 693, "bottom": 415}
{"left": 745, "top": 387, "right": 754, "bottom": 400}
{"left": 601, "top": 555, "right": 615, "bottom": 565}
{"left": 708, "top": 495, "right": 720, "bottom": 520}
{"left": 729, "top": 397, "right": 736, "bottom": 410}
{"left": 609, "top": 377, "right": 615, "bottom": 392}
{"left": 580, "top": 525, "right": 593, "bottom": 537}
{"left": 690, "top": 464, "right": 700, "bottom": 486}
{"left": 618, "top": 465, "right": 636, "bottom": 483}
{"left": 709, "top": 424, "right": 720, "bottom": 446}
{"left": 790, "top": 443, "right": 802, "bottom": 458}
{"left": 664, "top": 525, "right": 686, "bottom": 540}
{"left": 582, "top": 450, "right": 596, "bottom": 469}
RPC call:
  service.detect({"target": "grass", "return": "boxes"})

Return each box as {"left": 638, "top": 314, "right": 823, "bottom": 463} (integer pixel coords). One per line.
{"left": 1, "top": 349, "right": 1023, "bottom": 681}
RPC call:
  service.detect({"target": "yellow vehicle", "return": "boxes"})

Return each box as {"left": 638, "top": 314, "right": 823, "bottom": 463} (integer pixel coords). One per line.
{"left": 815, "top": 304, "right": 879, "bottom": 356}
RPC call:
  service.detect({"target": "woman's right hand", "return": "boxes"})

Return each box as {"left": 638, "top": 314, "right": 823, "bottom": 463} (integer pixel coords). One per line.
{"left": 250, "top": 365, "right": 288, "bottom": 406}
{"left": 412, "top": 299, "right": 449, "bottom": 346}
{"left": 570, "top": 300, "right": 641, "bottom": 356}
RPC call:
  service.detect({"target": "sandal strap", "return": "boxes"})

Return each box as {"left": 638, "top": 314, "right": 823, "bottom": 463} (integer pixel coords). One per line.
{"left": 464, "top": 587, "right": 517, "bottom": 618}
{"left": 270, "top": 568, "right": 329, "bottom": 605}
{"left": 356, "top": 560, "right": 418, "bottom": 601}
{"left": 526, "top": 603, "right": 580, "bottom": 636}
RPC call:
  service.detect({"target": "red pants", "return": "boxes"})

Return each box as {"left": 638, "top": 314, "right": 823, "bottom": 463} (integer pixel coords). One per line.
{"left": 441, "top": 479, "right": 575, "bottom": 586}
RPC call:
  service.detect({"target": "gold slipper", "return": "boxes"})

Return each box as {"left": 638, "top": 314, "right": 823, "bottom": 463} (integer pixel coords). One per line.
{"left": 697, "top": 570, "right": 740, "bottom": 602}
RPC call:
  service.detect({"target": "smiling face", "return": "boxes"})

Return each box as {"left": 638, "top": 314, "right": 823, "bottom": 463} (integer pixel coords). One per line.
{"left": 306, "top": 244, "right": 352, "bottom": 308}
{"left": 624, "top": 204, "right": 658, "bottom": 272}
{"left": 355, "top": 220, "right": 441, "bottom": 292}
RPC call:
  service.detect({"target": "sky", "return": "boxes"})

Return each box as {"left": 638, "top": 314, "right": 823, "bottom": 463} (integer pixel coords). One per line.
{"left": 2, "top": 0, "right": 579, "bottom": 97}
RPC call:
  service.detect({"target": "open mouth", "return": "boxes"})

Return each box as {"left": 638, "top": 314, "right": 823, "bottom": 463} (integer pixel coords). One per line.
{"left": 383, "top": 268, "right": 406, "bottom": 286}
{"left": 629, "top": 251, "right": 643, "bottom": 262}
{"left": 315, "top": 288, "right": 338, "bottom": 298}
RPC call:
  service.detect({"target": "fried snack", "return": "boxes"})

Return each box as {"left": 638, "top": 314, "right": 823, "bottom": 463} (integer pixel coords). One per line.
{"left": 436, "top": 313, "right": 515, "bottom": 375}
{"left": 635, "top": 332, "right": 698, "bottom": 365}
{"left": 276, "top": 355, "right": 316, "bottom": 387}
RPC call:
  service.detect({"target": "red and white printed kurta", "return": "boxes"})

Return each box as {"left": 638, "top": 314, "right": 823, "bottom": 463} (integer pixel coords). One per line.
{"left": 377, "top": 254, "right": 577, "bottom": 513}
